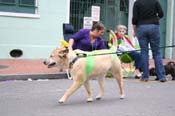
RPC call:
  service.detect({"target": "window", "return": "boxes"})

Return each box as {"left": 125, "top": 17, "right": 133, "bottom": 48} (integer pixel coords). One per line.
{"left": 120, "top": 0, "right": 128, "bottom": 12}
{"left": 19, "top": 0, "right": 35, "bottom": 7}
{"left": 0, "top": 0, "right": 37, "bottom": 14}
{"left": 0, "top": 0, "right": 16, "bottom": 5}
{"left": 70, "top": 0, "right": 105, "bottom": 32}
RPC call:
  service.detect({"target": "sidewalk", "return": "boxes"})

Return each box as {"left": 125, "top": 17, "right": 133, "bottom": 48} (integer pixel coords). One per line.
{"left": 0, "top": 58, "right": 174, "bottom": 81}
{"left": 0, "top": 59, "right": 67, "bottom": 81}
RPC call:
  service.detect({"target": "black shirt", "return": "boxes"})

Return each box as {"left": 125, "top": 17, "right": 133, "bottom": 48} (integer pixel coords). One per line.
{"left": 132, "top": 0, "right": 164, "bottom": 26}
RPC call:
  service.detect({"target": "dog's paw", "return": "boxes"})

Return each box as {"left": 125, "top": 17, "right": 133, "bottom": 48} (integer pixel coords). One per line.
{"left": 58, "top": 101, "right": 64, "bottom": 104}
{"left": 96, "top": 96, "right": 102, "bottom": 100}
{"left": 87, "top": 98, "right": 93, "bottom": 102}
{"left": 120, "top": 94, "right": 125, "bottom": 99}
{"left": 58, "top": 99, "right": 65, "bottom": 104}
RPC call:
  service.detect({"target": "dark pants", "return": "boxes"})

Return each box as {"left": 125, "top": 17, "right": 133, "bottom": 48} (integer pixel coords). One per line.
{"left": 136, "top": 24, "right": 166, "bottom": 80}
{"left": 128, "top": 51, "right": 141, "bottom": 71}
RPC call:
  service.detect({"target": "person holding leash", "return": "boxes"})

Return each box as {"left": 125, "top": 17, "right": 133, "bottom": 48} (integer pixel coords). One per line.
{"left": 132, "top": 0, "right": 167, "bottom": 82}
{"left": 68, "top": 22, "right": 106, "bottom": 51}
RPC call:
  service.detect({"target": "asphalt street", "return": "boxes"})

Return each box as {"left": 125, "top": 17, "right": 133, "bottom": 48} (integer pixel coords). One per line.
{"left": 0, "top": 78, "right": 175, "bottom": 116}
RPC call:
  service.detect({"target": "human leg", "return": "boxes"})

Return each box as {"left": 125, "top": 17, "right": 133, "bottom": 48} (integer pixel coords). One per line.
{"left": 128, "top": 51, "right": 142, "bottom": 78}
{"left": 136, "top": 25, "right": 149, "bottom": 80}
{"left": 149, "top": 24, "right": 166, "bottom": 81}
{"left": 128, "top": 51, "right": 141, "bottom": 70}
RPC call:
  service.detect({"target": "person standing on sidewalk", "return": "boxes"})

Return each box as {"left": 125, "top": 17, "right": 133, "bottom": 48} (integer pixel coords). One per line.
{"left": 132, "top": 0, "right": 167, "bottom": 82}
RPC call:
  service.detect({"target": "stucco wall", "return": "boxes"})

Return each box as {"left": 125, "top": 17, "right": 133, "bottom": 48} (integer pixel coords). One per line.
{"left": 0, "top": 0, "right": 69, "bottom": 59}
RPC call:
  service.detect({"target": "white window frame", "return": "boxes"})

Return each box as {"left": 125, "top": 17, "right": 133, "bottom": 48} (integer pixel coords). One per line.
{"left": 0, "top": 0, "right": 40, "bottom": 18}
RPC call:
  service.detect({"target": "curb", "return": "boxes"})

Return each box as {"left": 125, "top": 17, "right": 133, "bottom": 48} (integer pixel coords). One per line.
{"left": 0, "top": 73, "right": 68, "bottom": 81}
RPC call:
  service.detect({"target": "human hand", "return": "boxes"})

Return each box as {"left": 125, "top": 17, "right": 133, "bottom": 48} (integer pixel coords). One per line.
{"left": 133, "top": 30, "right": 136, "bottom": 37}
{"left": 132, "top": 25, "right": 137, "bottom": 37}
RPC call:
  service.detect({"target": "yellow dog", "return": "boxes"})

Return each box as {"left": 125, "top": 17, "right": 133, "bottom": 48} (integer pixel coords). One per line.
{"left": 44, "top": 30, "right": 124, "bottom": 103}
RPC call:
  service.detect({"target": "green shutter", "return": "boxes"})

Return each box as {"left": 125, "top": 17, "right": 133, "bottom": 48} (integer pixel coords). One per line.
{"left": 0, "top": 0, "right": 16, "bottom": 5}
{"left": 0, "top": 0, "right": 36, "bottom": 14}
{"left": 19, "top": 0, "right": 36, "bottom": 7}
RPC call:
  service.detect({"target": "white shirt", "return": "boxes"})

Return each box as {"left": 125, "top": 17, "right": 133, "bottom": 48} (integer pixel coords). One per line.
{"left": 118, "top": 37, "right": 135, "bottom": 52}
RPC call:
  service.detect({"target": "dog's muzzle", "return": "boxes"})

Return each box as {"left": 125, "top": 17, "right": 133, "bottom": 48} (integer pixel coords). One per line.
{"left": 43, "top": 60, "right": 48, "bottom": 65}
{"left": 43, "top": 59, "right": 56, "bottom": 68}
{"left": 47, "top": 62, "right": 56, "bottom": 68}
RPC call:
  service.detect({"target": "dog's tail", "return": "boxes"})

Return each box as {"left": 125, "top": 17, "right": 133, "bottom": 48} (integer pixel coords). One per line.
{"left": 107, "top": 30, "right": 118, "bottom": 51}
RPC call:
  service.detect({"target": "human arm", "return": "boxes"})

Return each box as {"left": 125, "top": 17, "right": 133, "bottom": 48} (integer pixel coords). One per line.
{"left": 132, "top": 25, "right": 137, "bottom": 37}
{"left": 132, "top": 1, "right": 138, "bottom": 37}
{"left": 132, "top": 1, "right": 138, "bottom": 26}
{"left": 155, "top": 0, "right": 164, "bottom": 18}
{"left": 68, "top": 29, "right": 88, "bottom": 50}
{"left": 68, "top": 38, "right": 74, "bottom": 50}
{"left": 97, "top": 39, "right": 106, "bottom": 50}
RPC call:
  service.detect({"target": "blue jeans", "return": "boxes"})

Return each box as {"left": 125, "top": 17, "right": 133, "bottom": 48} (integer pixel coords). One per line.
{"left": 128, "top": 51, "right": 141, "bottom": 70}
{"left": 136, "top": 24, "right": 166, "bottom": 80}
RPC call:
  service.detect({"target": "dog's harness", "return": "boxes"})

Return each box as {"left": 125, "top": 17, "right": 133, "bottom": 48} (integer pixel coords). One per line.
{"left": 69, "top": 57, "right": 78, "bottom": 68}
{"left": 69, "top": 53, "right": 87, "bottom": 68}
{"left": 69, "top": 48, "right": 118, "bottom": 81}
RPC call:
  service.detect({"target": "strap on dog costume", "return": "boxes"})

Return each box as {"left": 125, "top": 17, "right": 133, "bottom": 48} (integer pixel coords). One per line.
{"left": 69, "top": 53, "right": 87, "bottom": 68}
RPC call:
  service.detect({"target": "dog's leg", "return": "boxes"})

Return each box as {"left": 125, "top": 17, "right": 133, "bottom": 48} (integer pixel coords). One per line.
{"left": 96, "top": 77, "right": 105, "bottom": 100}
{"left": 171, "top": 69, "right": 175, "bottom": 80}
{"left": 58, "top": 81, "right": 83, "bottom": 103}
{"left": 172, "top": 74, "right": 175, "bottom": 80}
{"left": 84, "top": 80, "right": 93, "bottom": 102}
{"left": 112, "top": 68, "right": 125, "bottom": 99}
{"left": 116, "top": 76, "right": 125, "bottom": 99}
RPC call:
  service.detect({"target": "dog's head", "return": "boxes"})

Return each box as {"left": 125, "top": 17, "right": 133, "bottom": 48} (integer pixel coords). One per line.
{"left": 164, "top": 61, "right": 175, "bottom": 74}
{"left": 149, "top": 67, "right": 157, "bottom": 76}
{"left": 165, "top": 61, "right": 175, "bottom": 67}
{"left": 43, "top": 47, "right": 69, "bottom": 70}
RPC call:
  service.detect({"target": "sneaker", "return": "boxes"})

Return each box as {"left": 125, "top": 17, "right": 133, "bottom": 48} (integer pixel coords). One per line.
{"left": 155, "top": 77, "right": 159, "bottom": 81}
{"left": 140, "top": 78, "right": 148, "bottom": 82}
{"left": 135, "top": 75, "right": 141, "bottom": 79}
{"left": 159, "top": 79, "right": 167, "bottom": 82}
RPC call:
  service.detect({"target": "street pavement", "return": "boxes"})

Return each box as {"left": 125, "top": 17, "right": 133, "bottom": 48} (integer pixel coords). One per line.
{"left": 0, "top": 77, "right": 175, "bottom": 116}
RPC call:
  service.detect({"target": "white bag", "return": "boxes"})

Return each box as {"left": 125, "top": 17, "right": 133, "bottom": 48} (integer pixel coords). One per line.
{"left": 131, "top": 36, "right": 140, "bottom": 50}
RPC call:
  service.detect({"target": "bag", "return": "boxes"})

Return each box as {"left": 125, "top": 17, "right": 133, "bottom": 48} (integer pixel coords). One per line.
{"left": 131, "top": 36, "right": 140, "bottom": 50}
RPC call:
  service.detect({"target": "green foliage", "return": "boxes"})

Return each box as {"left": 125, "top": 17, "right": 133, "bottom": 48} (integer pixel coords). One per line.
{"left": 120, "top": 53, "right": 133, "bottom": 63}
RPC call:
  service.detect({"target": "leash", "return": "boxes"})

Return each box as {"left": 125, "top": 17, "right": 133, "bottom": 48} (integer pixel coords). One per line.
{"left": 71, "top": 29, "right": 175, "bottom": 57}
{"left": 76, "top": 45, "right": 175, "bottom": 57}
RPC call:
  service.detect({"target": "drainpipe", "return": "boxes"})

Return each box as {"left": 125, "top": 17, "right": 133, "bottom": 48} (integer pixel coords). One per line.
{"left": 165, "top": 0, "right": 174, "bottom": 59}
{"left": 128, "top": 0, "right": 135, "bottom": 38}
{"left": 66, "top": 0, "right": 70, "bottom": 23}
{"left": 173, "top": 0, "right": 175, "bottom": 58}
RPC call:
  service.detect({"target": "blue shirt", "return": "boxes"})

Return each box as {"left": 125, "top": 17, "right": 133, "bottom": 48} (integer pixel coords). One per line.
{"left": 71, "top": 29, "right": 106, "bottom": 51}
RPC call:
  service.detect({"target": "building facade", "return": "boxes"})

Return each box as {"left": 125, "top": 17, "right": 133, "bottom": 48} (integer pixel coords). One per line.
{"left": 0, "top": 0, "right": 70, "bottom": 59}
{"left": 0, "top": 0, "right": 174, "bottom": 59}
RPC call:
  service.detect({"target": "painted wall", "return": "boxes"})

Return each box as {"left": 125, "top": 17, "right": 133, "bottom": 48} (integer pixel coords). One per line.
{"left": 0, "top": 0, "right": 69, "bottom": 59}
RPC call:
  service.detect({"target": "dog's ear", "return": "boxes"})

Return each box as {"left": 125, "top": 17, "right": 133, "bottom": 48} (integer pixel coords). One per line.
{"left": 168, "top": 61, "right": 175, "bottom": 66}
{"left": 149, "top": 67, "right": 157, "bottom": 76}
{"left": 63, "top": 47, "right": 69, "bottom": 53}
{"left": 58, "top": 47, "right": 69, "bottom": 58}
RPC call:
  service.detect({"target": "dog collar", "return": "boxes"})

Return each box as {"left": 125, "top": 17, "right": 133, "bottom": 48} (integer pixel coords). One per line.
{"left": 69, "top": 53, "right": 87, "bottom": 68}
{"left": 69, "top": 56, "right": 79, "bottom": 68}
